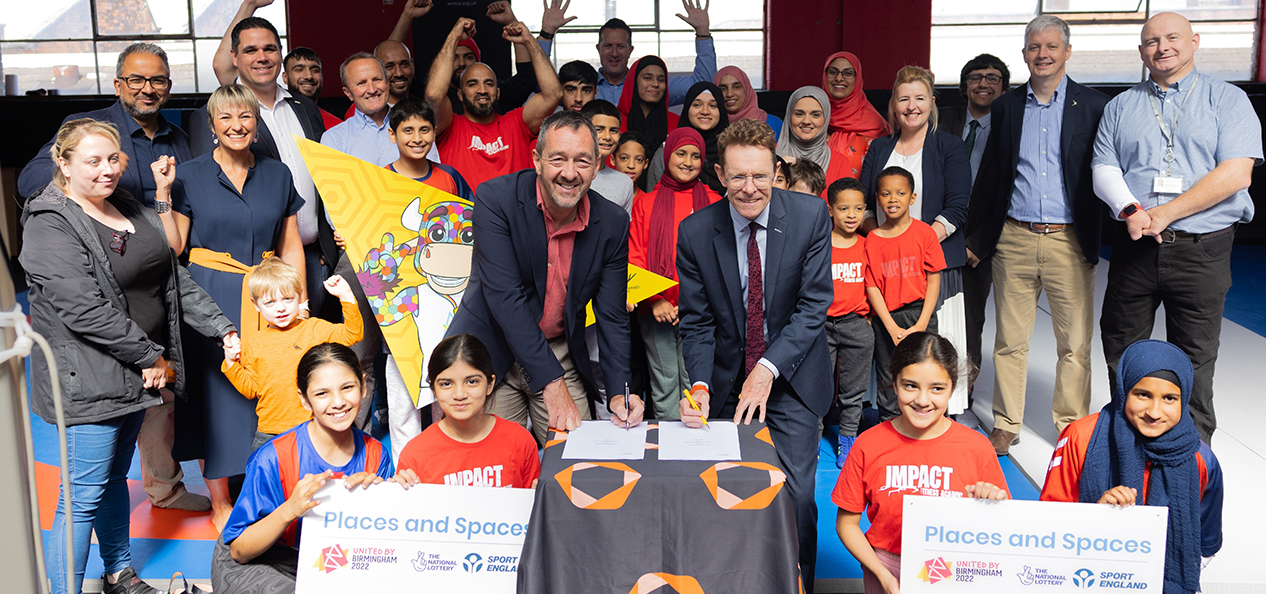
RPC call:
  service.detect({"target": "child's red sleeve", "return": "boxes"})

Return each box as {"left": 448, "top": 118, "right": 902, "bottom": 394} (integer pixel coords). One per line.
{"left": 832, "top": 438, "right": 868, "bottom": 513}
{"left": 922, "top": 226, "right": 947, "bottom": 273}
{"left": 1040, "top": 422, "right": 1089, "bottom": 502}
{"left": 863, "top": 243, "right": 880, "bottom": 288}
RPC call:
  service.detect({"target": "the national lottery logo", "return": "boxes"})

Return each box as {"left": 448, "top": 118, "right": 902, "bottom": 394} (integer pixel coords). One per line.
{"left": 1017, "top": 565, "right": 1068, "bottom": 587}
{"left": 313, "top": 544, "right": 349, "bottom": 574}
{"left": 1072, "top": 568, "right": 1095, "bottom": 589}
{"left": 412, "top": 550, "right": 459, "bottom": 573}
{"left": 918, "top": 557, "right": 953, "bottom": 584}
{"left": 463, "top": 552, "right": 484, "bottom": 573}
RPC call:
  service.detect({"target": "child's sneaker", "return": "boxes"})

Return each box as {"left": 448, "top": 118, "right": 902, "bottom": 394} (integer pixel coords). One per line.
{"left": 836, "top": 435, "right": 856, "bottom": 469}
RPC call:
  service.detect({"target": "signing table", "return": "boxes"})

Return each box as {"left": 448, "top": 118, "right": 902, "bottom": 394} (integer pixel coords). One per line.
{"left": 517, "top": 421, "right": 803, "bottom": 593}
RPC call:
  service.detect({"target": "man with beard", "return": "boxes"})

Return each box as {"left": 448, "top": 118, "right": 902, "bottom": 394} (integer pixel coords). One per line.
{"left": 937, "top": 53, "right": 1008, "bottom": 403}
{"left": 19, "top": 43, "right": 192, "bottom": 208}
{"left": 18, "top": 45, "right": 217, "bottom": 515}
{"left": 283, "top": 47, "right": 343, "bottom": 129}
{"left": 445, "top": 110, "right": 643, "bottom": 445}
{"left": 427, "top": 17, "right": 562, "bottom": 190}
{"left": 388, "top": 0, "right": 548, "bottom": 117}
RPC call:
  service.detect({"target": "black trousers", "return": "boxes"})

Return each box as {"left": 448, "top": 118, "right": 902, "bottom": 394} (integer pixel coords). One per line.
{"left": 719, "top": 382, "right": 819, "bottom": 593}
{"left": 963, "top": 253, "right": 994, "bottom": 400}
{"left": 1100, "top": 228, "right": 1234, "bottom": 443}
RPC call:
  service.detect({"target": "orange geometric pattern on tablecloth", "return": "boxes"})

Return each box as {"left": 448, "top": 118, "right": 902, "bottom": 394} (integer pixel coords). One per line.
{"left": 554, "top": 462, "right": 641, "bottom": 509}
{"left": 545, "top": 430, "right": 568, "bottom": 449}
{"left": 627, "top": 572, "right": 706, "bottom": 594}
{"left": 699, "top": 461, "right": 786, "bottom": 510}
{"left": 295, "top": 137, "right": 467, "bottom": 407}
{"left": 754, "top": 427, "right": 774, "bottom": 447}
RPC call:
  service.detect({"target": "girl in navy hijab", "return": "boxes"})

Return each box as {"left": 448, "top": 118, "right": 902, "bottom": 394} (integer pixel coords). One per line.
{"left": 1041, "top": 340, "right": 1223, "bottom": 594}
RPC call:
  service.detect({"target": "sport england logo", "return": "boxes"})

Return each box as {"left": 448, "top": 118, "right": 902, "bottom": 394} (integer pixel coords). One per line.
{"left": 313, "top": 544, "right": 349, "bottom": 574}
{"left": 1073, "top": 568, "right": 1095, "bottom": 589}
{"left": 918, "top": 557, "right": 954, "bottom": 584}
{"left": 463, "top": 552, "right": 484, "bottom": 573}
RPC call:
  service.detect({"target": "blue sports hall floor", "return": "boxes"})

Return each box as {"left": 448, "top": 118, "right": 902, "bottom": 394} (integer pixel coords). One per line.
{"left": 23, "top": 245, "right": 1266, "bottom": 592}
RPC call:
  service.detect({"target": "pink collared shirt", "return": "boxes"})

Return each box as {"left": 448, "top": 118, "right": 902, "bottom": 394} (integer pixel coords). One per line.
{"left": 535, "top": 183, "right": 590, "bottom": 340}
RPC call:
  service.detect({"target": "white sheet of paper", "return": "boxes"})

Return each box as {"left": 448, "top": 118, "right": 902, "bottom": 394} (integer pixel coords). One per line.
{"left": 657, "top": 421, "right": 742, "bottom": 461}
{"left": 561, "top": 420, "right": 648, "bottom": 460}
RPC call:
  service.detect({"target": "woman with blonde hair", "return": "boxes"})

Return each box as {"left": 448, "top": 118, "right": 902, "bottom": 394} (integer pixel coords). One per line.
{"left": 858, "top": 66, "right": 972, "bottom": 415}
{"left": 22, "top": 118, "right": 236, "bottom": 593}
{"left": 156, "top": 83, "right": 308, "bottom": 531}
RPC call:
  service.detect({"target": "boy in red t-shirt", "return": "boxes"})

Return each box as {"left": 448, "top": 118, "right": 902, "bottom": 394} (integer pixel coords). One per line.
{"left": 825, "top": 178, "right": 872, "bottom": 468}
{"left": 833, "top": 333, "right": 1008, "bottom": 594}
{"left": 864, "top": 166, "right": 946, "bottom": 420}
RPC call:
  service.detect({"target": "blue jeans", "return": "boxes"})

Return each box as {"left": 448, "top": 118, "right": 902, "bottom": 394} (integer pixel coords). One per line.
{"left": 47, "top": 410, "right": 145, "bottom": 594}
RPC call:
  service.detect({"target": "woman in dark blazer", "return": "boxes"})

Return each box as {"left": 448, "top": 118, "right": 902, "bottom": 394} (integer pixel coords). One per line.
{"left": 858, "top": 65, "right": 972, "bottom": 414}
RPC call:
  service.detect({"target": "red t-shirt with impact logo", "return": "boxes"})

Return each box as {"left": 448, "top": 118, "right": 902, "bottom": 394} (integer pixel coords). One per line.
{"left": 437, "top": 107, "right": 536, "bottom": 191}
{"left": 829, "top": 237, "right": 869, "bottom": 317}
{"left": 863, "top": 219, "right": 946, "bottom": 311}
{"left": 397, "top": 415, "right": 541, "bottom": 489}
{"left": 832, "top": 421, "right": 1008, "bottom": 554}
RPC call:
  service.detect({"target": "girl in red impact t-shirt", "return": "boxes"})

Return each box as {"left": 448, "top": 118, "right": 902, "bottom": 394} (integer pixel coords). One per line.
{"left": 833, "top": 332, "right": 1008, "bottom": 594}
{"left": 394, "top": 335, "right": 541, "bottom": 489}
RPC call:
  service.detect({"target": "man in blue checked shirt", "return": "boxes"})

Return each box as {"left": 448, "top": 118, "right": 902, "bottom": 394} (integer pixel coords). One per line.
{"left": 1091, "top": 12, "right": 1263, "bottom": 444}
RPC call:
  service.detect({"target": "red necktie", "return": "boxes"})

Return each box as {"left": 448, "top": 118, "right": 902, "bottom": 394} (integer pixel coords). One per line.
{"left": 745, "top": 221, "right": 766, "bottom": 375}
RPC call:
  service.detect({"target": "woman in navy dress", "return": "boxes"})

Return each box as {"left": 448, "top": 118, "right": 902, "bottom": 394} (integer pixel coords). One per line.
{"left": 158, "top": 84, "right": 306, "bottom": 530}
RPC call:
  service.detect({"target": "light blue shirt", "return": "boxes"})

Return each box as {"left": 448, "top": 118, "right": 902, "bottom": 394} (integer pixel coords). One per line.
{"left": 1009, "top": 75, "right": 1073, "bottom": 224}
{"left": 962, "top": 111, "right": 990, "bottom": 183}
{"left": 1093, "top": 69, "right": 1263, "bottom": 233}
{"left": 320, "top": 106, "right": 397, "bottom": 167}
{"left": 590, "top": 37, "right": 718, "bottom": 107}
{"left": 728, "top": 201, "right": 779, "bottom": 379}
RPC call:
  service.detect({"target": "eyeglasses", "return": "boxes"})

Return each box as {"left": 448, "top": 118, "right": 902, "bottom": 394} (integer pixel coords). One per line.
{"left": 825, "top": 68, "right": 856, "bottom": 79}
{"left": 118, "top": 75, "right": 170, "bottom": 90}
{"left": 967, "top": 73, "right": 1003, "bottom": 84}
{"left": 109, "top": 230, "right": 130, "bottom": 256}
{"left": 727, "top": 174, "right": 773, "bottom": 189}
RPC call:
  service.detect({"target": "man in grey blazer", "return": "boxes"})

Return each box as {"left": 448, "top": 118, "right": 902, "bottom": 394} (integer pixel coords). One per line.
{"left": 677, "top": 119, "right": 832, "bottom": 592}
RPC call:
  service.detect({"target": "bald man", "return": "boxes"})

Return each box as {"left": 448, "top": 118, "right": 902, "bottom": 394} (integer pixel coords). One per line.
{"left": 426, "top": 17, "right": 561, "bottom": 189}
{"left": 1092, "top": 12, "right": 1262, "bottom": 443}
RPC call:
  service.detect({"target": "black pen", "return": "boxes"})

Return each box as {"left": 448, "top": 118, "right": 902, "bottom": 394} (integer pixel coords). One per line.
{"left": 624, "top": 382, "right": 631, "bottom": 430}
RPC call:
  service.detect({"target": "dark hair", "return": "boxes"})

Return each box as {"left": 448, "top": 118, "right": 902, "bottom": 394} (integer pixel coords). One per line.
{"left": 958, "top": 53, "right": 1010, "bottom": 98}
{"left": 538, "top": 110, "right": 598, "bottom": 157}
{"left": 876, "top": 166, "right": 915, "bottom": 194}
{"left": 284, "top": 47, "right": 322, "bottom": 69}
{"left": 427, "top": 335, "right": 497, "bottom": 411}
{"left": 389, "top": 97, "right": 436, "bottom": 131}
{"left": 599, "top": 18, "right": 633, "bottom": 43}
{"left": 580, "top": 99, "right": 621, "bottom": 123}
{"left": 775, "top": 156, "right": 788, "bottom": 179}
{"left": 827, "top": 177, "right": 867, "bottom": 206}
{"left": 787, "top": 158, "right": 826, "bottom": 196}
{"left": 615, "top": 130, "right": 651, "bottom": 155}
{"left": 559, "top": 60, "right": 599, "bottom": 86}
{"left": 297, "top": 343, "right": 365, "bottom": 396}
{"left": 231, "top": 17, "right": 280, "bottom": 53}
{"left": 889, "top": 332, "right": 960, "bottom": 392}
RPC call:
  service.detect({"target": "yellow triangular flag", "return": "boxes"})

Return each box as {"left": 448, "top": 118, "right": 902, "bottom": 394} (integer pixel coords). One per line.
{"left": 296, "top": 137, "right": 473, "bottom": 407}
{"left": 585, "top": 264, "right": 678, "bottom": 326}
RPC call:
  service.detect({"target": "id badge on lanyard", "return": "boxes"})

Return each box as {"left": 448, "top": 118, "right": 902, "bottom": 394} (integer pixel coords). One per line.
{"left": 1151, "top": 76, "right": 1198, "bottom": 195}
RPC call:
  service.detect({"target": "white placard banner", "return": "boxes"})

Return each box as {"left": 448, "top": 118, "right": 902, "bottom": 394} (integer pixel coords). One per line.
{"left": 900, "top": 496, "right": 1168, "bottom": 592}
{"left": 295, "top": 482, "right": 534, "bottom": 593}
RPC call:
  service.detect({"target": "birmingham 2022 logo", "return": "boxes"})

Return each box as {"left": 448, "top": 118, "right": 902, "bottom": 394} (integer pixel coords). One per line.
{"left": 314, "top": 544, "right": 350, "bottom": 574}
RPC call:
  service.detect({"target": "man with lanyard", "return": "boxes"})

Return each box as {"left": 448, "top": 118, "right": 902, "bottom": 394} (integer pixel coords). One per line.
{"left": 1092, "top": 11, "right": 1261, "bottom": 443}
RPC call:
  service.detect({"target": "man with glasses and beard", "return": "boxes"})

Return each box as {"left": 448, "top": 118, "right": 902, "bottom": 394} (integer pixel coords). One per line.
{"left": 445, "top": 111, "right": 643, "bottom": 445}
{"left": 18, "top": 44, "right": 217, "bottom": 515}
{"left": 426, "top": 17, "right": 562, "bottom": 189}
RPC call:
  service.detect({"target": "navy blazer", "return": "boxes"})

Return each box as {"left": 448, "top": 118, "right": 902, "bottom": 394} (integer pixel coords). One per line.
{"left": 676, "top": 189, "right": 833, "bottom": 416}
{"left": 17, "top": 101, "right": 193, "bottom": 205}
{"left": 859, "top": 128, "right": 972, "bottom": 269}
{"left": 965, "top": 78, "right": 1109, "bottom": 264}
{"left": 446, "top": 170, "right": 632, "bottom": 401}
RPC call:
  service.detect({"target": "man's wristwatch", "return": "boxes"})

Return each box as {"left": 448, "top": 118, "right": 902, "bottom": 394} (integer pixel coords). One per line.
{"left": 154, "top": 200, "right": 171, "bottom": 214}
{"left": 539, "top": 30, "right": 555, "bottom": 40}
{"left": 1120, "top": 203, "right": 1140, "bottom": 219}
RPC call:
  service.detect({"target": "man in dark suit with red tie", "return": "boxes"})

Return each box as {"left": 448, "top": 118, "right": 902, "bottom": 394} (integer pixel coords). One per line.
{"left": 676, "top": 118, "right": 833, "bottom": 592}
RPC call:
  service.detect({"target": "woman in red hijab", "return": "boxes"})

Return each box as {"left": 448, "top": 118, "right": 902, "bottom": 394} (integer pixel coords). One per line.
{"left": 618, "top": 56, "right": 679, "bottom": 154}
{"left": 821, "top": 51, "right": 890, "bottom": 180}
{"left": 628, "top": 128, "right": 721, "bottom": 420}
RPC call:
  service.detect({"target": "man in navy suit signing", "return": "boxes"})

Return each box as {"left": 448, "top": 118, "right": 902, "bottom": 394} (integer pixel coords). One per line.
{"left": 446, "top": 110, "right": 643, "bottom": 445}
{"left": 677, "top": 118, "right": 833, "bottom": 592}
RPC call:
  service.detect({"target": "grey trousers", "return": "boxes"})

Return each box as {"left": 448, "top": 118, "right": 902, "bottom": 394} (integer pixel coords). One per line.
{"left": 873, "top": 300, "right": 937, "bottom": 420}
{"left": 638, "top": 314, "right": 688, "bottom": 420}
{"left": 826, "top": 313, "right": 873, "bottom": 436}
{"left": 211, "top": 536, "right": 297, "bottom": 594}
